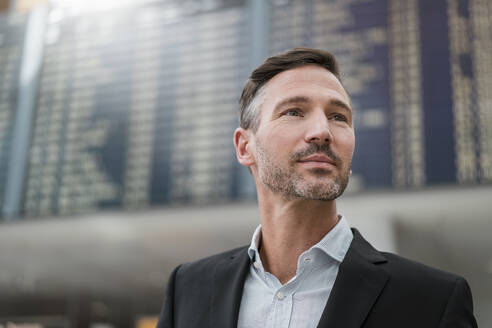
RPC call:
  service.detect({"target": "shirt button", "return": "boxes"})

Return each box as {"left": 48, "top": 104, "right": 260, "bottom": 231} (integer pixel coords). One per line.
{"left": 253, "top": 261, "right": 260, "bottom": 269}
{"left": 276, "top": 292, "right": 285, "bottom": 300}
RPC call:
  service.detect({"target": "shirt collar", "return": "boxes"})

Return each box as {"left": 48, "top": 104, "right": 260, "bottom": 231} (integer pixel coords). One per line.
{"left": 247, "top": 215, "right": 353, "bottom": 263}
{"left": 312, "top": 215, "right": 353, "bottom": 262}
{"left": 247, "top": 224, "right": 262, "bottom": 261}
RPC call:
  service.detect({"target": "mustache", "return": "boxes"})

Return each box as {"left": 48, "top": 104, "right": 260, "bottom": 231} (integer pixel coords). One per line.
{"left": 291, "top": 144, "right": 342, "bottom": 165}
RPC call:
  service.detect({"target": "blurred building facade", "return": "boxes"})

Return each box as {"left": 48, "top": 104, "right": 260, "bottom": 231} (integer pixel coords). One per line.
{"left": 0, "top": 0, "right": 491, "bottom": 327}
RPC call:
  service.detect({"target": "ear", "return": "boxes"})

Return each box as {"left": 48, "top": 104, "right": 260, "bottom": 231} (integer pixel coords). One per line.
{"left": 233, "top": 127, "right": 255, "bottom": 168}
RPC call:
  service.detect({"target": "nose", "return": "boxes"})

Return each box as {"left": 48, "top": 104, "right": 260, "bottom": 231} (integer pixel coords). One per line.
{"left": 304, "top": 115, "right": 333, "bottom": 145}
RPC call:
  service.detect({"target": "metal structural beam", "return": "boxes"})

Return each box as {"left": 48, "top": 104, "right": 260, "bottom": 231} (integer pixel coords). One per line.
{"left": 2, "top": 5, "right": 47, "bottom": 220}
{"left": 248, "top": 0, "right": 270, "bottom": 70}
{"left": 236, "top": 0, "right": 271, "bottom": 199}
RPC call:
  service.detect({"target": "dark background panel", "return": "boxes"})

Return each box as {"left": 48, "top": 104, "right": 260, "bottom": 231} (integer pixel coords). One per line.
{"left": 419, "top": 0, "right": 457, "bottom": 184}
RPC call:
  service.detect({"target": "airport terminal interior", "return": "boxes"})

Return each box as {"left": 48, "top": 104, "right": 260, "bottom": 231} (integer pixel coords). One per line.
{"left": 0, "top": 0, "right": 491, "bottom": 327}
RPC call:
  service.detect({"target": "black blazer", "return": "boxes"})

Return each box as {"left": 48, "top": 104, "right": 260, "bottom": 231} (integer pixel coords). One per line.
{"left": 157, "top": 229, "right": 477, "bottom": 328}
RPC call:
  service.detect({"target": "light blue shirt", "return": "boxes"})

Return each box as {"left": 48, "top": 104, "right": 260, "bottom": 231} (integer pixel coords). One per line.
{"left": 237, "top": 216, "right": 353, "bottom": 328}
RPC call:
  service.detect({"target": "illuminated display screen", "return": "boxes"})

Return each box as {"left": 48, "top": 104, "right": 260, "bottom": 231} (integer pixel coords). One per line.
{"left": 0, "top": 0, "right": 490, "bottom": 218}
{"left": 23, "top": 1, "right": 248, "bottom": 217}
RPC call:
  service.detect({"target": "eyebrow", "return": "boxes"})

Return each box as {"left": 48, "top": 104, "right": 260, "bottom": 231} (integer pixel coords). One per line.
{"left": 329, "top": 99, "right": 352, "bottom": 112}
{"left": 275, "top": 96, "right": 312, "bottom": 109}
{"left": 274, "top": 96, "right": 352, "bottom": 112}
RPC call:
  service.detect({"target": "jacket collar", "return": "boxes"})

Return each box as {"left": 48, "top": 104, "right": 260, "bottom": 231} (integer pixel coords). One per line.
{"left": 210, "top": 228, "right": 389, "bottom": 328}
{"left": 210, "top": 247, "right": 250, "bottom": 328}
{"left": 316, "top": 228, "right": 389, "bottom": 328}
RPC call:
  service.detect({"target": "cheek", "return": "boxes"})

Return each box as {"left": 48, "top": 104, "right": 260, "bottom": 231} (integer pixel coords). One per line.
{"left": 265, "top": 126, "right": 301, "bottom": 149}
{"left": 336, "top": 130, "right": 355, "bottom": 159}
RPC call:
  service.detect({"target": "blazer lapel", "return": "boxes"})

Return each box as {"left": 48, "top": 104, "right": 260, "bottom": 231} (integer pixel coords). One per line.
{"left": 210, "top": 247, "right": 250, "bottom": 328}
{"left": 317, "top": 229, "right": 389, "bottom": 328}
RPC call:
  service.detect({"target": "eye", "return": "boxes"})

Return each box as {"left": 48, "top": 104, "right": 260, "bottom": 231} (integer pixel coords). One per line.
{"left": 283, "top": 108, "right": 303, "bottom": 117}
{"left": 330, "top": 114, "right": 347, "bottom": 122}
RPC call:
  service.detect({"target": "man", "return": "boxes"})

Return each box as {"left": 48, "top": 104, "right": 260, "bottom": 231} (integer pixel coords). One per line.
{"left": 157, "top": 48, "right": 477, "bottom": 327}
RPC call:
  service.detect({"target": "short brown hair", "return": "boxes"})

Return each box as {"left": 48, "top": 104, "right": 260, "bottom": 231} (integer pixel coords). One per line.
{"left": 238, "top": 48, "right": 342, "bottom": 131}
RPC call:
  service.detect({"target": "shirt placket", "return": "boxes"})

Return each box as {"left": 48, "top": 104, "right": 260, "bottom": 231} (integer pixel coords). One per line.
{"left": 267, "top": 285, "right": 293, "bottom": 328}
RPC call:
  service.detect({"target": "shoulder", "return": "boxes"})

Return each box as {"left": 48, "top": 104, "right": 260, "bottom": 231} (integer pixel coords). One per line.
{"left": 175, "top": 245, "right": 249, "bottom": 278}
{"left": 378, "top": 250, "right": 470, "bottom": 304}
{"left": 348, "top": 231, "right": 476, "bottom": 325}
{"left": 168, "top": 245, "right": 249, "bottom": 310}
{"left": 350, "top": 229, "right": 472, "bottom": 307}
{"left": 375, "top": 252, "right": 476, "bottom": 326}
{"left": 380, "top": 251, "right": 462, "bottom": 285}
{"left": 351, "top": 229, "right": 464, "bottom": 289}
{"left": 378, "top": 250, "right": 473, "bottom": 313}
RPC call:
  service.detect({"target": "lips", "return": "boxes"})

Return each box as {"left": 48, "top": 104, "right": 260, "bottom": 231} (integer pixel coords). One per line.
{"left": 298, "top": 154, "right": 337, "bottom": 166}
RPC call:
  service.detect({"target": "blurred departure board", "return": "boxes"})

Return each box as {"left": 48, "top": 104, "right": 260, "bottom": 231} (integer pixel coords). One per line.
{"left": 0, "top": 0, "right": 490, "bottom": 219}
{"left": 23, "top": 1, "right": 248, "bottom": 217}
{"left": 0, "top": 12, "right": 26, "bottom": 212}
{"left": 269, "top": 0, "right": 492, "bottom": 190}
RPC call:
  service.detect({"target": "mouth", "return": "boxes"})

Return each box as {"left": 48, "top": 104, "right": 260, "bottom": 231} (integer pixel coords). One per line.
{"left": 297, "top": 154, "right": 337, "bottom": 168}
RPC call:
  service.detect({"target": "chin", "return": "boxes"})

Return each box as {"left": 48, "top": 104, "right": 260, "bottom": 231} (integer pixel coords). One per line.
{"left": 307, "top": 167, "right": 336, "bottom": 175}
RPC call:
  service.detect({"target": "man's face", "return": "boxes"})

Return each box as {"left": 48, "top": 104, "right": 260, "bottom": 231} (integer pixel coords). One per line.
{"left": 252, "top": 65, "right": 355, "bottom": 201}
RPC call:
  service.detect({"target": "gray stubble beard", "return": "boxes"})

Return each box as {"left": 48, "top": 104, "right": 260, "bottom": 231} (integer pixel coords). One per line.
{"left": 255, "top": 141, "right": 350, "bottom": 201}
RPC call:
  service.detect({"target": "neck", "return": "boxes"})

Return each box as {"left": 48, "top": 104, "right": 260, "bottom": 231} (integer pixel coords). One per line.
{"left": 256, "top": 189, "right": 340, "bottom": 285}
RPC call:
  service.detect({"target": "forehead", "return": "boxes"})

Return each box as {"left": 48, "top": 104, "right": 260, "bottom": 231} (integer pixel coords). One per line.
{"left": 262, "top": 65, "right": 350, "bottom": 109}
